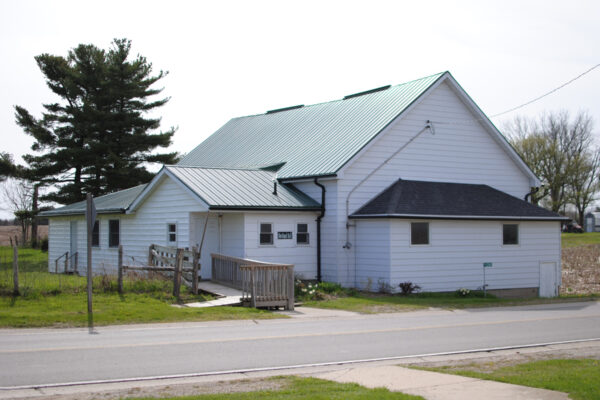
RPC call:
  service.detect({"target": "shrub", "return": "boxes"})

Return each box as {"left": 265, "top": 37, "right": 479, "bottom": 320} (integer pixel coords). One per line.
{"left": 398, "top": 281, "right": 421, "bottom": 295}
{"left": 456, "top": 288, "right": 470, "bottom": 297}
{"left": 40, "top": 237, "right": 48, "bottom": 252}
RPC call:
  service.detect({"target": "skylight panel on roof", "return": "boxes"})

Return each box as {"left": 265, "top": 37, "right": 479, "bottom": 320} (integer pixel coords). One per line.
{"left": 343, "top": 85, "right": 391, "bottom": 100}
{"left": 265, "top": 104, "right": 305, "bottom": 114}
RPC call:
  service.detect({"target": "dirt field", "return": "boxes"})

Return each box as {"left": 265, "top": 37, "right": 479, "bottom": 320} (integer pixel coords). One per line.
{"left": 0, "top": 225, "right": 48, "bottom": 246}
{"left": 561, "top": 244, "right": 600, "bottom": 295}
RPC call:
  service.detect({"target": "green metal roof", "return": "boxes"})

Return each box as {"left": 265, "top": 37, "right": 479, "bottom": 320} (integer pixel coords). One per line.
{"left": 178, "top": 72, "right": 446, "bottom": 179}
{"left": 165, "top": 166, "right": 320, "bottom": 210}
{"left": 39, "top": 185, "right": 147, "bottom": 217}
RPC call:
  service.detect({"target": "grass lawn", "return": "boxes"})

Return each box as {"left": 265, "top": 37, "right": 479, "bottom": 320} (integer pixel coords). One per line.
{"left": 126, "top": 376, "right": 423, "bottom": 400}
{"left": 561, "top": 232, "right": 600, "bottom": 248}
{"left": 0, "top": 246, "right": 280, "bottom": 328}
{"left": 300, "top": 291, "right": 594, "bottom": 314}
{"left": 416, "top": 359, "right": 600, "bottom": 400}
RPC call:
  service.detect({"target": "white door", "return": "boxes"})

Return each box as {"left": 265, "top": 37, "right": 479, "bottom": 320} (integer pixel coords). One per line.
{"left": 70, "top": 221, "right": 78, "bottom": 256}
{"left": 192, "top": 213, "right": 219, "bottom": 280}
{"left": 539, "top": 262, "right": 558, "bottom": 297}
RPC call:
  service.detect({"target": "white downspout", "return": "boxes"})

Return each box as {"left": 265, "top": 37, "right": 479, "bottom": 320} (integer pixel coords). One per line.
{"left": 343, "top": 121, "right": 434, "bottom": 249}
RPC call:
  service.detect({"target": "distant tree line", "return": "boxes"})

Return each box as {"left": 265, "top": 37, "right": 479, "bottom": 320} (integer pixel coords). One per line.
{"left": 505, "top": 110, "right": 599, "bottom": 225}
{"left": 1, "top": 38, "right": 177, "bottom": 246}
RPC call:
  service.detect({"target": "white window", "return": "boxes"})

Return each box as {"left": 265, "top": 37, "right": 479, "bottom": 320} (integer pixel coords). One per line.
{"left": 297, "top": 223, "right": 309, "bottom": 245}
{"left": 260, "top": 223, "right": 273, "bottom": 245}
{"left": 167, "top": 223, "right": 177, "bottom": 244}
{"left": 411, "top": 222, "right": 429, "bottom": 245}
{"left": 503, "top": 224, "right": 518, "bottom": 245}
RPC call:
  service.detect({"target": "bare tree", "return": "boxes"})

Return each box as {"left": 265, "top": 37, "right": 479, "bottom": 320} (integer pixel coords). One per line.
{"left": 504, "top": 111, "right": 597, "bottom": 218}
{"left": 1, "top": 179, "right": 34, "bottom": 244}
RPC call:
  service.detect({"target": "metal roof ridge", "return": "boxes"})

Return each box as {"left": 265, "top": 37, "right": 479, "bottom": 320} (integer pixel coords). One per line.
{"left": 228, "top": 71, "right": 448, "bottom": 120}
{"left": 166, "top": 165, "right": 270, "bottom": 172}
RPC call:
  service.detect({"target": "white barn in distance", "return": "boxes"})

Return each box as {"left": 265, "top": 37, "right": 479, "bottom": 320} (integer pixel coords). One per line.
{"left": 41, "top": 71, "right": 567, "bottom": 297}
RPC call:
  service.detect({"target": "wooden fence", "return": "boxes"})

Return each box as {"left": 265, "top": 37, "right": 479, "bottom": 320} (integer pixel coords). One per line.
{"left": 211, "top": 253, "right": 294, "bottom": 310}
{"left": 118, "top": 244, "right": 200, "bottom": 297}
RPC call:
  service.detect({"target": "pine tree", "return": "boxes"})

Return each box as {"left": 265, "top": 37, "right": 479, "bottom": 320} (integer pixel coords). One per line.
{"left": 15, "top": 39, "right": 177, "bottom": 205}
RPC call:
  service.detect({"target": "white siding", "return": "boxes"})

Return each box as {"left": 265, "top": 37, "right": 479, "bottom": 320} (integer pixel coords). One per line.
{"left": 47, "top": 176, "right": 207, "bottom": 275}
{"left": 355, "top": 219, "right": 390, "bottom": 291}
{"left": 48, "top": 218, "right": 71, "bottom": 272}
{"left": 380, "top": 219, "right": 561, "bottom": 292}
{"left": 294, "top": 180, "right": 338, "bottom": 282}
{"left": 328, "top": 81, "right": 534, "bottom": 286}
{"left": 244, "top": 212, "right": 318, "bottom": 279}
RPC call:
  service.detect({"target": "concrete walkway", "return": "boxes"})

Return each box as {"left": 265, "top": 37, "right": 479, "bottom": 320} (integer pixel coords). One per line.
{"left": 310, "top": 364, "right": 569, "bottom": 400}
{"left": 184, "top": 281, "right": 242, "bottom": 308}
{"left": 311, "top": 365, "right": 569, "bottom": 400}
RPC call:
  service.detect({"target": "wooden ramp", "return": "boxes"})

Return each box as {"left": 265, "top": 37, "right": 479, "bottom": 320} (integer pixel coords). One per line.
{"left": 184, "top": 281, "right": 242, "bottom": 308}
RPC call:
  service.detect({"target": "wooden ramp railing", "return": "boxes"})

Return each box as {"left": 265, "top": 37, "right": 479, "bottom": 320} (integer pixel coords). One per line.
{"left": 118, "top": 244, "right": 200, "bottom": 297}
{"left": 211, "top": 253, "right": 294, "bottom": 310}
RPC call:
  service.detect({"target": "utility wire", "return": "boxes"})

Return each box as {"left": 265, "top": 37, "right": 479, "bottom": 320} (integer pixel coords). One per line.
{"left": 490, "top": 63, "right": 600, "bottom": 118}
{"left": 432, "top": 63, "right": 600, "bottom": 126}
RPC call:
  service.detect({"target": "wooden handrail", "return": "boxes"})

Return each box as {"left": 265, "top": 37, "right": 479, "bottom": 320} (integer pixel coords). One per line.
{"left": 211, "top": 253, "right": 294, "bottom": 310}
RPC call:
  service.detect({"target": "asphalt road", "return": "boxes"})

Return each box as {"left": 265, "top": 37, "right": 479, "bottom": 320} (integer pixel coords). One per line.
{"left": 1, "top": 301, "right": 599, "bottom": 387}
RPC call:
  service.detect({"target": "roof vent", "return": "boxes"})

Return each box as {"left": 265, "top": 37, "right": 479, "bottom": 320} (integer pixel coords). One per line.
{"left": 266, "top": 104, "right": 305, "bottom": 114}
{"left": 343, "top": 85, "right": 391, "bottom": 100}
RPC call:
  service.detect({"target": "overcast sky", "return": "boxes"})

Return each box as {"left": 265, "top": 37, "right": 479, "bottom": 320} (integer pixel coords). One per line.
{"left": 1, "top": 0, "right": 599, "bottom": 218}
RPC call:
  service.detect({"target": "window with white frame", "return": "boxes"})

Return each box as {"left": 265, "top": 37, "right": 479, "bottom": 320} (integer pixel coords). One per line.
{"left": 167, "top": 223, "right": 177, "bottom": 244}
{"left": 503, "top": 224, "right": 519, "bottom": 245}
{"left": 296, "top": 223, "right": 309, "bottom": 245}
{"left": 259, "top": 223, "right": 273, "bottom": 245}
{"left": 411, "top": 222, "right": 429, "bottom": 245}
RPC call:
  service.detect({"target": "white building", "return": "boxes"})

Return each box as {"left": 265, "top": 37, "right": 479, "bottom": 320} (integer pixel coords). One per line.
{"left": 41, "top": 71, "right": 566, "bottom": 297}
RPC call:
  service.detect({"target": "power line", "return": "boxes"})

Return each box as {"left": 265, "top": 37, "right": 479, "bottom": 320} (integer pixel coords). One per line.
{"left": 490, "top": 63, "right": 600, "bottom": 118}
{"left": 433, "top": 63, "right": 600, "bottom": 126}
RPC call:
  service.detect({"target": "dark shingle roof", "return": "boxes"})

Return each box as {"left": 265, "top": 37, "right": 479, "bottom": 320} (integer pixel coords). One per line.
{"left": 350, "top": 179, "right": 567, "bottom": 221}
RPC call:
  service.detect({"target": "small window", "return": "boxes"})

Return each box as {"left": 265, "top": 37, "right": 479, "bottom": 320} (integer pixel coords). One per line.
{"left": 297, "top": 223, "right": 309, "bottom": 245}
{"left": 92, "top": 221, "right": 100, "bottom": 247}
{"left": 503, "top": 224, "right": 519, "bottom": 245}
{"left": 260, "top": 223, "right": 273, "bottom": 245}
{"left": 411, "top": 222, "right": 429, "bottom": 245}
{"left": 109, "top": 220, "right": 120, "bottom": 248}
{"left": 167, "top": 223, "right": 177, "bottom": 243}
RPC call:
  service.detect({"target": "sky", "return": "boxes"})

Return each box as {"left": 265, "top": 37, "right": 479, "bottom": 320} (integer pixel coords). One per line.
{"left": 1, "top": 0, "right": 599, "bottom": 218}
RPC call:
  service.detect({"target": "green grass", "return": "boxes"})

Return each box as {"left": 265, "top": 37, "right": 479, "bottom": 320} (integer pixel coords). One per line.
{"left": 300, "top": 291, "right": 586, "bottom": 314}
{"left": 417, "top": 359, "right": 600, "bottom": 400}
{"left": 126, "top": 376, "right": 423, "bottom": 400}
{"left": 562, "top": 232, "right": 600, "bottom": 248}
{"left": 0, "top": 246, "right": 280, "bottom": 328}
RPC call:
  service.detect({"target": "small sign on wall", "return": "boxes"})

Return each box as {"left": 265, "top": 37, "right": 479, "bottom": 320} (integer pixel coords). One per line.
{"left": 277, "top": 232, "right": 293, "bottom": 239}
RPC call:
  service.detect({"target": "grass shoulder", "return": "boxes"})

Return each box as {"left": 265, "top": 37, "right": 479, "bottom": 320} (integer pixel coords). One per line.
{"left": 125, "top": 376, "right": 423, "bottom": 400}
{"left": 414, "top": 359, "right": 599, "bottom": 400}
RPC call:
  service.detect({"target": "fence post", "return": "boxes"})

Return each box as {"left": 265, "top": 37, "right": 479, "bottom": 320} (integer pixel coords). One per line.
{"left": 118, "top": 245, "right": 123, "bottom": 294}
{"left": 148, "top": 244, "right": 154, "bottom": 266}
{"left": 12, "top": 246, "right": 19, "bottom": 296}
{"left": 192, "top": 246, "right": 199, "bottom": 295}
{"left": 64, "top": 251, "right": 68, "bottom": 274}
{"left": 286, "top": 265, "right": 295, "bottom": 311}
{"left": 250, "top": 267, "right": 257, "bottom": 308}
{"left": 74, "top": 252, "right": 78, "bottom": 275}
{"left": 173, "top": 248, "right": 183, "bottom": 298}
